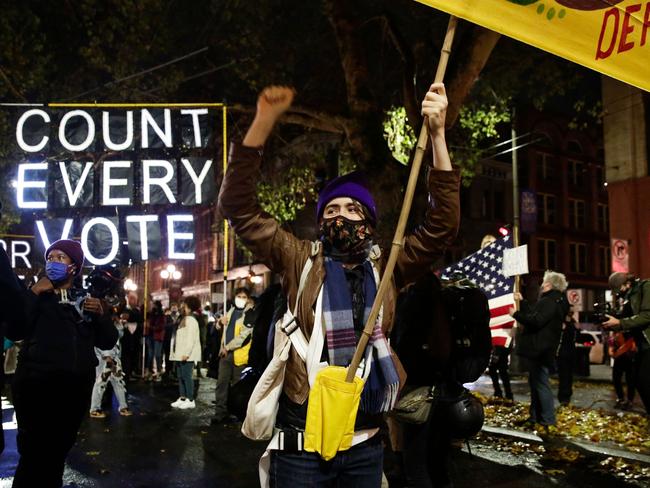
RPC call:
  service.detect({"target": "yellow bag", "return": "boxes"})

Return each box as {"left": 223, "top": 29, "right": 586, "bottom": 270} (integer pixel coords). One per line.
{"left": 303, "top": 366, "right": 365, "bottom": 461}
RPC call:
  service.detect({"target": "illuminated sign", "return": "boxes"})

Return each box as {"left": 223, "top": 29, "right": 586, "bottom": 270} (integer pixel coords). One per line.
{"left": 4, "top": 104, "right": 225, "bottom": 266}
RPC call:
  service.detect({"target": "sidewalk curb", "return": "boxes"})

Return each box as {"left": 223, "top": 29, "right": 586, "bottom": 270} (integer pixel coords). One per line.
{"left": 482, "top": 425, "right": 650, "bottom": 466}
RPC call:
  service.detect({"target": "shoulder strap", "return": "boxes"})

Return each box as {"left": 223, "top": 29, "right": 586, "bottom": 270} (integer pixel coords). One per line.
{"left": 279, "top": 241, "right": 321, "bottom": 361}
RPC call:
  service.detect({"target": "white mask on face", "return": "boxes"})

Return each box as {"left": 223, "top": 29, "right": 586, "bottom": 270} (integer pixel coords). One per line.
{"left": 234, "top": 297, "right": 247, "bottom": 309}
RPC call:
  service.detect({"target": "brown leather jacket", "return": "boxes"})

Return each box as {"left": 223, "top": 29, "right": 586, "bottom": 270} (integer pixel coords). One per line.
{"left": 218, "top": 143, "right": 460, "bottom": 404}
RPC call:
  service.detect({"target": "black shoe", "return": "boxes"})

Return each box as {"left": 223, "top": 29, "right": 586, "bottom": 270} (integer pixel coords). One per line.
{"left": 515, "top": 417, "right": 536, "bottom": 429}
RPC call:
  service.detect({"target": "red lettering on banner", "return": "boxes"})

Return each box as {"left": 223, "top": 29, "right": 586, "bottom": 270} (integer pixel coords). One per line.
{"left": 596, "top": 3, "right": 650, "bottom": 59}
{"left": 596, "top": 7, "right": 620, "bottom": 59}
{"left": 642, "top": 2, "right": 650, "bottom": 46}
{"left": 619, "top": 3, "right": 642, "bottom": 53}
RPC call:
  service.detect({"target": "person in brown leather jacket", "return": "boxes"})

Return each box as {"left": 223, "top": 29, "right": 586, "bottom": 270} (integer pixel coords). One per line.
{"left": 217, "top": 85, "right": 459, "bottom": 487}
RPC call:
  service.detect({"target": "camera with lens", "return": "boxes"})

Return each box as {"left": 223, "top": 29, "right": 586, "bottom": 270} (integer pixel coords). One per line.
{"left": 86, "top": 266, "right": 125, "bottom": 309}
{"left": 593, "top": 301, "right": 617, "bottom": 325}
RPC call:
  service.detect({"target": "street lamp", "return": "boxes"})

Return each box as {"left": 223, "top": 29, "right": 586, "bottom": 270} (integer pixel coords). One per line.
{"left": 160, "top": 264, "right": 181, "bottom": 281}
{"left": 248, "top": 266, "right": 263, "bottom": 285}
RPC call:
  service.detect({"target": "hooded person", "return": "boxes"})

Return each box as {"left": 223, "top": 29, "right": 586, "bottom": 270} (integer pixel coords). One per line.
{"left": 6, "top": 239, "right": 118, "bottom": 488}
{"left": 217, "top": 84, "right": 459, "bottom": 487}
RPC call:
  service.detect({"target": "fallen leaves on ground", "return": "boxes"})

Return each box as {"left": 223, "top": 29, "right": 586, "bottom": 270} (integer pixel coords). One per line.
{"left": 477, "top": 393, "right": 650, "bottom": 454}
{"left": 598, "top": 457, "right": 650, "bottom": 483}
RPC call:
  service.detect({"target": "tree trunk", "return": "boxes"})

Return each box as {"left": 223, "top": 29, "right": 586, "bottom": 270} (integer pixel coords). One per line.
{"left": 445, "top": 26, "right": 501, "bottom": 128}
{"left": 323, "top": 0, "right": 385, "bottom": 168}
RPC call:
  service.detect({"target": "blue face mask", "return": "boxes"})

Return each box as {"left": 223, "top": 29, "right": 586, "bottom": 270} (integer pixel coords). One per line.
{"left": 46, "top": 261, "right": 72, "bottom": 283}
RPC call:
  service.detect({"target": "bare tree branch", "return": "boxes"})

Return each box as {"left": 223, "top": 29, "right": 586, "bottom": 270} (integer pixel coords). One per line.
{"left": 229, "top": 103, "right": 349, "bottom": 134}
{"left": 445, "top": 26, "right": 501, "bottom": 127}
{"left": 379, "top": 14, "right": 421, "bottom": 133}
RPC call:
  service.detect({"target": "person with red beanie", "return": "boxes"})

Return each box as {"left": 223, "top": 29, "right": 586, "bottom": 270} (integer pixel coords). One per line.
{"left": 5, "top": 239, "right": 118, "bottom": 487}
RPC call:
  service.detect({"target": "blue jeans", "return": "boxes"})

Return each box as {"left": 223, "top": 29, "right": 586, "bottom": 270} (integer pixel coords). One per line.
{"left": 528, "top": 360, "right": 555, "bottom": 425}
{"left": 270, "top": 436, "right": 383, "bottom": 488}
{"left": 177, "top": 361, "right": 195, "bottom": 400}
{"left": 145, "top": 337, "right": 164, "bottom": 373}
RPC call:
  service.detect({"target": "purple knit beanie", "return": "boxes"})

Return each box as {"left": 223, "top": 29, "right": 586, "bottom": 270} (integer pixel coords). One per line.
{"left": 45, "top": 239, "right": 85, "bottom": 276}
{"left": 316, "top": 171, "right": 377, "bottom": 224}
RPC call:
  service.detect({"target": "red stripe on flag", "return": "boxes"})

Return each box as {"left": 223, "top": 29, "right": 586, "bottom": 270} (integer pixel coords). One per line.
{"left": 490, "top": 304, "right": 512, "bottom": 319}
{"left": 490, "top": 320, "right": 515, "bottom": 330}
{"left": 492, "top": 336, "right": 509, "bottom": 347}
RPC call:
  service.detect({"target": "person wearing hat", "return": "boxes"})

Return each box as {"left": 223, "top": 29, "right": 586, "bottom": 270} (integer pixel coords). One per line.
{"left": 603, "top": 272, "right": 650, "bottom": 414}
{"left": 217, "top": 84, "right": 459, "bottom": 486}
{"left": 5, "top": 239, "right": 118, "bottom": 487}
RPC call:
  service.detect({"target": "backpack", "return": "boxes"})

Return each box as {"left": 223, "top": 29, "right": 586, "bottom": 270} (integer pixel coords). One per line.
{"left": 439, "top": 278, "right": 492, "bottom": 384}
{"left": 392, "top": 272, "right": 491, "bottom": 386}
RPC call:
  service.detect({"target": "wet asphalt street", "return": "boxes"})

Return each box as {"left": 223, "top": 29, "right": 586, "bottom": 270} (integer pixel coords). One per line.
{"left": 0, "top": 371, "right": 646, "bottom": 487}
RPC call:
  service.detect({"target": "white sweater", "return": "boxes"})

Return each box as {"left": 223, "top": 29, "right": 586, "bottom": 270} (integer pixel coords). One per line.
{"left": 169, "top": 316, "right": 202, "bottom": 362}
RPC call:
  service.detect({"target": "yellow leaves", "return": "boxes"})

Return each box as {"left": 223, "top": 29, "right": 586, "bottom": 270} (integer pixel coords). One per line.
{"left": 544, "top": 469, "right": 565, "bottom": 476}
{"left": 599, "top": 457, "right": 650, "bottom": 483}
{"left": 545, "top": 447, "right": 581, "bottom": 463}
{"left": 484, "top": 397, "right": 650, "bottom": 454}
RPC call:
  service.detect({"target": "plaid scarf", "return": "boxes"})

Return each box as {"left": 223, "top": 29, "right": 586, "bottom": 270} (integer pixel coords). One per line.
{"left": 323, "top": 258, "right": 400, "bottom": 414}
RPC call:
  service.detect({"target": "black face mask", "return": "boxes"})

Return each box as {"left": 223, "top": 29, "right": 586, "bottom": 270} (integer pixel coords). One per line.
{"left": 319, "top": 216, "right": 373, "bottom": 263}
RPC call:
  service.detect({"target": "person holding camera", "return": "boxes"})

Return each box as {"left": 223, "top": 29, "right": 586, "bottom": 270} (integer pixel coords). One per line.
{"left": 5, "top": 239, "right": 118, "bottom": 487}
{"left": 603, "top": 272, "right": 650, "bottom": 414}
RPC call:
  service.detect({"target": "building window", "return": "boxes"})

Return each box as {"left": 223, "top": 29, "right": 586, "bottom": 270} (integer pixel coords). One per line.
{"left": 568, "top": 199, "right": 586, "bottom": 229}
{"left": 567, "top": 139, "right": 583, "bottom": 154}
{"left": 597, "top": 203, "right": 609, "bottom": 233}
{"left": 494, "top": 191, "right": 505, "bottom": 221}
{"left": 568, "top": 160, "right": 586, "bottom": 187}
{"left": 536, "top": 152, "right": 557, "bottom": 183}
{"left": 537, "top": 193, "right": 557, "bottom": 225}
{"left": 481, "top": 191, "right": 490, "bottom": 218}
{"left": 538, "top": 239, "right": 557, "bottom": 270}
{"left": 599, "top": 246, "right": 611, "bottom": 276}
{"left": 595, "top": 165, "right": 606, "bottom": 190}
{"left": 569, "top": 242, "right": 587, "bottom": 274}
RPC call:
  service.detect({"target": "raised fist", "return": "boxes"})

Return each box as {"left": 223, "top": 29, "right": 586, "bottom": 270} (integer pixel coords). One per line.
{"left": 256, "top": 86, "right": 295, "bottom": 122}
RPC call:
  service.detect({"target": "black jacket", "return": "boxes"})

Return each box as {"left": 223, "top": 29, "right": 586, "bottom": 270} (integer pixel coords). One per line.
{"left": 514, "top": 289, "right": 569, "bottom": 366}
{"left": 7, "top": 289, "right": 118, "bottom": 376}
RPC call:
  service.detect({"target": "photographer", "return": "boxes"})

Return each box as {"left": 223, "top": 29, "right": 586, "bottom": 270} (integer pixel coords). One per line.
{"left": 603, "top": 272, "right": 650, "bottom": 414}
{"left": 5, "top": 239, "right": 118, "bottom": 487}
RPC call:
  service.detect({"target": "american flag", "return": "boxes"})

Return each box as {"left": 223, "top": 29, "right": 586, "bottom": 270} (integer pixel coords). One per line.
{"left": 441, "top": 236, "right": 515, "bottom": 348}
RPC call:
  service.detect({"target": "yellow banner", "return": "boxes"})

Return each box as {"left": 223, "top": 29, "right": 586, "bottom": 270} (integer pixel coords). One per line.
{"left": 416, "top": 0, "right": 650, "bottom": 92}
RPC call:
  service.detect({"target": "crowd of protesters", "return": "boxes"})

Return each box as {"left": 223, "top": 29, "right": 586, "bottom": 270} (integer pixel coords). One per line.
{"left": 0, "top": 83, "right": 648, "bottom": 488}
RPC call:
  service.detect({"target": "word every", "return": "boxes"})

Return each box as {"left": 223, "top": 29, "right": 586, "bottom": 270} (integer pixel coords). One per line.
{"left": 16, "top": 159, "right": 213, "bottom": 209}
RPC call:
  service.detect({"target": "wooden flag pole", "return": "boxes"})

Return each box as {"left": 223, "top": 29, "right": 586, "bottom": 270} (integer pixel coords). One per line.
{"left": 346, "top": 15, "right": 458, "bottom": 382}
